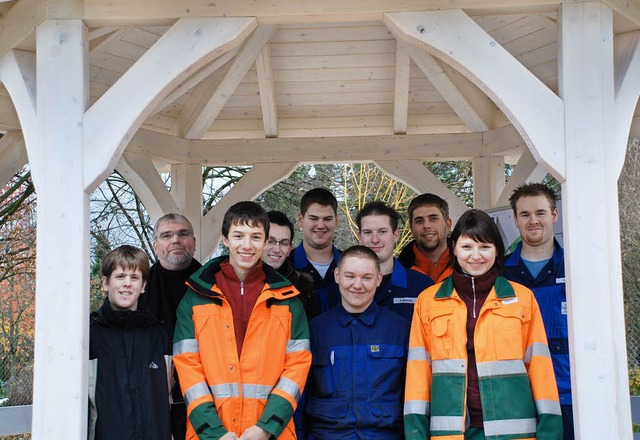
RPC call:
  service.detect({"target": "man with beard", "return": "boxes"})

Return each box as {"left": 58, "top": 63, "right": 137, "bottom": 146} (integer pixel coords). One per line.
{"left": 398, "top": 194, "right": 453, "bottom": 283}
{"left": 137, "top": 213, "right": 201, "bottom": 440}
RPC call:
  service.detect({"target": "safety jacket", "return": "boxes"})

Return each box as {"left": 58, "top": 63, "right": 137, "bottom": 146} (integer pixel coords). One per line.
{"left": 503, "top": 240, "right": 571, "bottom": 405}
{"left": 173, "top": 256, "right": 312, "bottom": 439}
{"left": 398, "top": 240, "right": 453, "bottom": 283}
{"left": 405, "top": 276, "right": 562, "bottom": 440}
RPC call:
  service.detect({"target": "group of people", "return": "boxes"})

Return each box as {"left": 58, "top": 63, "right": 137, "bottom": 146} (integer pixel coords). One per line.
{"left": 88, "top": 183, "right": 571, "bottom": 440}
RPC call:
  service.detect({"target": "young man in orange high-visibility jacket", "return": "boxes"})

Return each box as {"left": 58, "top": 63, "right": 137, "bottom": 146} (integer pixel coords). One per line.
{"left": 173, "top": 201, "right": 311, "bottom": 440}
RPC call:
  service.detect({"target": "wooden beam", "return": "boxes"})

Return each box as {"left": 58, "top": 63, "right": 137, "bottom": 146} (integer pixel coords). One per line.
{"left": 116, "top": 151, "right": 178, "bottom": 222}
{"left": 399, "top": 40, "right": 491, "bottom": 132}
{"left": 151, "top": 46, "right": 240, "bottom": 117}
{"left": 170, "top": 163, "right": 204, "bottom": 261}
{"left": 183, "top": 25, "right": 276, "bottom": 139}
{"left": 256, "top": 40, "right": 278, "bottom": 138}
{"left": 0, "top": 130, "right": 28, "bottom": 186}
{"left": 83, "top": 17, "right": 257, "bottom": 193}
{"left": 89, "top": 27, "right": 126, "bottom": 55}
{"left": 385, "top": 10, "right": 565, "bottom": 181}
{"left": 0, "top": 0, "right": 45, "bottom": 59}
{"left": 612, "top": 31, "right": 640, "bottom": 176}
{"left": 0, "top": 93, "right": 20, "bottom": 130}
{"left": 129, "top": 126, "right": 523, "bottom": 165}
{"left": 201, "top": 162, "right": 297, "bottom": 256}
{"left": 602, "top": 0, "right": 640, "bottom": 28}
{"left": 494, "top": 147, "right": 546, "bottom": 207}
{"left": 393, "top": 42, "right": 410, "bottom": 134}
{"left": 472, "top": 156, "right": 505, "bottom": 209}
{"left": 82, "top": 0, "right": 561, "bottom": 27}
{"left": 0, "top": 50, "right": 37, "bottom": 165}
{"left": 375, "top": 159, "right": 469, "bottom": 221}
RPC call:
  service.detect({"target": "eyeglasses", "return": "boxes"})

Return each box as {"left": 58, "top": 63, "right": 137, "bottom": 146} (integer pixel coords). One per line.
{"left": 267, "top": 238, "right": 291, "bottom": 248}
{"left": 157, "top": 230, "right": 193, "bottom": 241}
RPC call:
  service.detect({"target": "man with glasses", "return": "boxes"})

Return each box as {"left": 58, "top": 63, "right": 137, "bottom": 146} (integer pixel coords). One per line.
{"left": 262, "top": 211, "right": 318, "bottom": 319}
{"left": 138, "top": 213, "right": 201, "bottom": 440}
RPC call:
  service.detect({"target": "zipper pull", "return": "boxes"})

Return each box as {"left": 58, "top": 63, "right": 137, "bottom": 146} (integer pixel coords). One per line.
{"left": 241, "top": 281, "right": 244, "bottom": 296}
{"left": 471, "top": 277, "right": 477, "bottom": 319}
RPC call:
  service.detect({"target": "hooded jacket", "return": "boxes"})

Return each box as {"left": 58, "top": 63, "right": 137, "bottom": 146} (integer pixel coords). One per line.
{"left": 173, "top": 256, "right": 312, "bottom": 439}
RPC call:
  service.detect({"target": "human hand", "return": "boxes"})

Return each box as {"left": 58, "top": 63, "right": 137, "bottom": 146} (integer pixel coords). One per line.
{"left": 219, "top": 432, "right": 239, "bottom": 440}
{"left": 238, "top": 425, "right": 271, "bottom": 440}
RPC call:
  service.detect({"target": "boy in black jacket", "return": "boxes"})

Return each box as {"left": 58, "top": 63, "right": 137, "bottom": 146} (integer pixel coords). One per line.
{"left": 88, "top": 245, "right": 172, "bottom": 440}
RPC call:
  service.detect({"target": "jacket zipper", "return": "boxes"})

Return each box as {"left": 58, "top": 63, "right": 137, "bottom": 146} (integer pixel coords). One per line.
{"left": 241, "top": 281, "right": 244, "bottom": 296}
{"left": 471, "top": 276, "right": 477, "bottom": 318}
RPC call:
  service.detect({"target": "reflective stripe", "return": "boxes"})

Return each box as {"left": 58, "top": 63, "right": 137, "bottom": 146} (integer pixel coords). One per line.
{"left": 173, "top": 339, "right": 199, "bottom": 356}
{"left": 274, "top": 376, "right": 302, "bottom": 402}
{"left": 408, "top": 347, "right": 431, "bottom": 364}
{"left": 484, "top": 418, "right": 537, "bottom": 436}
{"left": 286, "top": 338, "right": 310, "bottom": 353}
{"left": 524, "top": 342, "right": 551, "bottom": 363}
{"left": 536, "top": 399, "right": 562, "bottom": 416}
{"left": 404, "top": 400, "right": 429, "bottom": 416}
{"left": 242, "top": 384, "right": 272, "bottom": 399}
{"left": 477, "top": 360, "right": 526, "bottom": 378}
{"left": 210, "top": 382, "right": 240, "bottom": 399}
{"left": 432, "top": 359, "right": 466, "bottom": 375}
{"left": 184, "top": 381, "right": 211, "bottom": 407}
{"left": 431, "top": 415, "right": 463, "bottom": 431}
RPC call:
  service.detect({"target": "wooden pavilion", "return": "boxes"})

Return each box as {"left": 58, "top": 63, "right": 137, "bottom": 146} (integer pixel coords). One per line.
{"left": 0, "top": 0, "right": 639, "bottom": 438}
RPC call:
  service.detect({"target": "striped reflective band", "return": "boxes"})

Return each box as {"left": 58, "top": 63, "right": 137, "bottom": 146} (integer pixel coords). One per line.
{"left": 477, "top": 360, "right": 526, "bottom": 378}
{"left": 431, "top": 415, "right": 464, "bottom": 431}
{"left": 210, "top": 382, "right": 240, "bottom": 399}
{"left": 408, "top": 347, "right": 431, "bottom": 364}
{"left": 524, "top": 342, "right": 551, "bottom": 363}
{"left": 184, "top": 381, "right": 212, "bottom": 407}
{"left": 173, "top": 339, "right": 199, "bottom": 356}
{"left": 432, "top": 359, "right": 466, "bottom": 375}
{"left": 484, "top": 418, "right": 537, "bottom": 436}
{"left": 274, "top": 376, "right": 302, "bottom": 402}
{"left": 242, "top": 384, "right": 272, "bottom": 400}
{"left": 286, "top": 338, "right": 310, "bottom": 353}
{"left": 536, "top": 399, "right": 562, "bottom": 416}
{"left": 404, "top": 400, "right": 429, "bottom": 416}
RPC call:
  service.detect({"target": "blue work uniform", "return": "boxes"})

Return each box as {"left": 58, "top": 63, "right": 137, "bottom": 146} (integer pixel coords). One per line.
{"left": 503, "top": 238, "right": 573, "bottom": 439}
{"left": 303, "top": 301, "right": 410, "bottom": 439}
{"left": 291, "top": 242, "right": 341, "bottom": 314}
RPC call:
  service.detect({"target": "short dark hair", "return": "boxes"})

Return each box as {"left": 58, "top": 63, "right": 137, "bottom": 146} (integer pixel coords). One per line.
{"left": 221, "top": 201, "right": 269, "bottom": 239}
{"left": 356, "top": 201, "right": 400, "bottom": 231}
{"left": 509, "top": 183, "right": 558, "bottom": 215}
{"left": 408, "top": 193, "right": 449, "bottom": 224}
{"left": 153, "top": 213, "right": 194, "bottom": 240}
{"left": 267, "top": 210, "right": 294, "bottom": 241}
{"left": 337, "top": 245, "right": 380, "bottom": 273}
{"left": 449, "top": 209, "right": 505, "bottom": 273}
{"left": 300, "top": 188, "right": 338, "bottom": 216}
{"left": 101, "top": 245, "right": 151, "bottom": 281}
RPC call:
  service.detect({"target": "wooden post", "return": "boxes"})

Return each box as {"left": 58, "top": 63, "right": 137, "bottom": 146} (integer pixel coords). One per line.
{"left": 472, "top": 156, "right": 505, "bottom": 209}
{"left": 560, "top": 2, "right": 632, "bottom": 438}
{"left": 31, "top": 20, "right": 90, "bottom": 440}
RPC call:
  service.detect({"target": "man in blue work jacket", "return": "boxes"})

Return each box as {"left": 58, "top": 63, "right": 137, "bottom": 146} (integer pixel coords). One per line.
{"left": 355, "top": 201, "right": 433, "bottom": 321}
{"left": 291, "top": 188, "right": 342, "bottom": 316}
{"left": 301, "top": 246, "right": 410, "bottom": 439}
{"left": 502, "top": 182, "right": 573, "bottom": 440}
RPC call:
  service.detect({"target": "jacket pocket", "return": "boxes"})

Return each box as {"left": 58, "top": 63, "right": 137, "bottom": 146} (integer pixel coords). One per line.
{"left": 306, "top": 397, "right": 348, "bottom": 419}
{"left": 489, "top": 305, "right": 528, "bottom": 360}
{"left": 309, "top": 349, "right": 336, "bottom": 397}
{"left": 428, "top": 307, "right": 455, "bottom": 359}
{"left": 366, "top": 344, "right": 406, "bottom": 389}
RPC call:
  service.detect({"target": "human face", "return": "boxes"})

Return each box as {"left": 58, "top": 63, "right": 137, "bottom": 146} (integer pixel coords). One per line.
{"left": 335, "top": 255, "right": 382, "bottom": 314}
{"left": 262, "top": 223, "right": 293, "bottom": 270}
{"left": 513, "top": 195, "right": 558, "bottom": 248}
{"left": 222, "top": 222, "right": 267, "bottom": 280}
{"left": 358, "top": 215, "right": 399, "bottom": 267}
{"left": 153, "top": 219, "right": 196, "bottom": 271}
{"left": 102, "top": 266, "right": 146, "bottom": 311}
{"left": 297, "top": 203, "right": 337, "bottom": 250}
{"left": 453, "top": 235, "right": 497, "bottom": 277}
{"left": 411, "top": 206, "right": 452, "bottom": 256}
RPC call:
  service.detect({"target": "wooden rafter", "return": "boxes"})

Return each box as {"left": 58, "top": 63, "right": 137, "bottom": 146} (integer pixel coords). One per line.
{"left": 256, "top": 40, "right": 278, "bottom": 138}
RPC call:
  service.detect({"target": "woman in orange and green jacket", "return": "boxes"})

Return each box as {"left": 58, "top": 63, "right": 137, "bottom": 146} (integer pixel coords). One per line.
{"left": 405, "top": 209, "right": 562, "bottom": 440}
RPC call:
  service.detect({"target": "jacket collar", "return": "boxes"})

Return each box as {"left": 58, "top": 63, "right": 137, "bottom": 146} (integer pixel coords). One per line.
{"left": 292, "top": 242, "right": 341, "bottom": 270}
{"left": 505, "top": 238, "right": 563, "bottom": 267}
{"left": 335, "top": 300, "right": 379, "bottom": 327}
{"left": 435, "top": 274, "right": 515, "bottom": 299}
